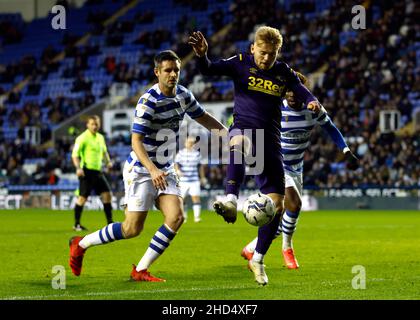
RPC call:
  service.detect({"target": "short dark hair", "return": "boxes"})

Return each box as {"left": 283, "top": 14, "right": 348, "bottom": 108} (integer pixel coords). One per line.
{"left": 154, "top": 50, "right": 181, "bottom": 68}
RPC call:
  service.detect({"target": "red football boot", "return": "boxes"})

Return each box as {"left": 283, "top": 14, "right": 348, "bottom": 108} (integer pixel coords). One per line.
{"left": 130, "top": 265, "right": 166, "bottom": 282}
{"left": 69, "top": 236, "right": 86, "bottom": 276}
{"left": 282, "top": 248, "right": 299, "bottom": 269}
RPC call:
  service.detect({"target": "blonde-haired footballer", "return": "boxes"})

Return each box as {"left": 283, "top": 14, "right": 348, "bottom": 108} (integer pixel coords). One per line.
{"left": 241, "top": 72, "right": 359, "bottom": 269}
{"left": 189, "top": 25, "right": 322, "bottom": 285}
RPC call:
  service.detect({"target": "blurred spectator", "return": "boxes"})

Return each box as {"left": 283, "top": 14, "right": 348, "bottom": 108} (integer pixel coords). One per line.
{"left": 72, "top": 74, "right": 92, "bottom": 92}
{"left": 0, "top": 0, "right": 417, "bottom": 192}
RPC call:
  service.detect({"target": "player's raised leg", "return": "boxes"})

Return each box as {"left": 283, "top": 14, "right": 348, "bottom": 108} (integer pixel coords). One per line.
{"left": 131, "top": 194, "right": 184, "bottom": 282}
{"left": 69, "top": 209, "right": 144, "bottom": 276}
{"left": 214, "top": 133, "right": 250, "bottom": 224}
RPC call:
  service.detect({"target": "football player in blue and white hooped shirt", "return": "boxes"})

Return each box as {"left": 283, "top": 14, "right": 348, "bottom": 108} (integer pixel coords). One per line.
{"left": 241, "top": 72, "right": 359, "bottom": 269}
{"left": 69, "top": 50, "right": 228, "bottom": 282}
{"left": 175, "top": 136, "right": 207, "bottom": 223}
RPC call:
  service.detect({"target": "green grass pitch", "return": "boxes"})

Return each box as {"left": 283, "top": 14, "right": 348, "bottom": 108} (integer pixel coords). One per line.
{"left": 0, "top": 209, "right": 419, "bottom": 300}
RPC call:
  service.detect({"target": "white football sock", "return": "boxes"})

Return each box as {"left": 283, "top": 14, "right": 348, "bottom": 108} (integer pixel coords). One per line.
{"left": 245, "top": 237, "right": 258, "bottom": 253}
{"left": 252, "top": 251, "right": 264, "bottom": 263}
{"left": 226, "top": 194, "right": 238, "bottom": 205}
{"left": 193, "top": 203, "right": 201, "bottom": 221}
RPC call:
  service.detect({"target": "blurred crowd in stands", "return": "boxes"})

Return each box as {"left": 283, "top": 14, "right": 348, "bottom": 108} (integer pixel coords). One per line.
{"left": 0, "top": 0, "right": 418, "bottom": 191}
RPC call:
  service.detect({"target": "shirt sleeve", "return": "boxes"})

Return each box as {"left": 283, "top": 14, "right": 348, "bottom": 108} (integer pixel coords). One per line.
{"left": 319, "top": 109, "right": 348, "bottom": 151}
{"left": 101, "top": 135, "right": 108, "bottom": 153}
{"left": 279, "top": 62, "right": 300, "bottom": 89}
{"left": 185, "top": 91, "right": 205, "bottom": 119}
{"left": 316, "top": 106, "right": 330, "bottom": 125}
{"left": 279, "top": 62, "right": 317, "bottom": 105}
{"left": 197, "top": 54, "right": 239, "bottom": 77}
{"left": 71, "top": 135, "right": 84, "bottom": 158}
{"left": 132, "top": 96, "right": 156, "bottom": 135}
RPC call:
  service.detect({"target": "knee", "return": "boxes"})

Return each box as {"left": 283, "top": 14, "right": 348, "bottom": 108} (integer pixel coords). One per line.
{"left": 165, "top": 212, "right": 184, "bottom": 230}
{"left": 288, "top": 198, "right": 302, "bottom": 213}
{"left": 77, "top": 197, "right": 87, "bottom": 206}
{"left": 230, "top": 135, "right": 251, "bottom": 157}
{"left": 275, "top": 201, "right": 285, "bottom": 215}
{"left": 287, "top": 200, "right": 302, "bottom": 212}
{"left": 101, "top": 192, "right": 112, "bottom": 203}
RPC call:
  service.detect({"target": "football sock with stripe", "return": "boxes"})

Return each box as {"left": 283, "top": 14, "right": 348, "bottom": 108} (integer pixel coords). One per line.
{"left": 281, "top": 210, "right": 300, "bottom": 250}
{"left": 136, "top": 224, "right": 176, "bottom": 271}
{"left": 78, "top": 222, "right": 124, "bottom": 249}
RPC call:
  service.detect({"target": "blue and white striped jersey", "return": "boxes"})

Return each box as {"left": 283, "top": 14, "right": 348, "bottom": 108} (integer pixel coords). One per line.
{"left": 127, "top": 84, "right": 205, "bottom": 174}
{"left": 281, "top": 101, "right": 330, "bottom": 175}
{"left": 175, "top": 148, "right": 203, "bottom": 183}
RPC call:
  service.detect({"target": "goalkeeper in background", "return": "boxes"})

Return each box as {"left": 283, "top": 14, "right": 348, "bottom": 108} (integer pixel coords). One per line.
{"left": 240, "top": 72, "right": 359, "bottom": 269}
{"left": 71, "top": 115, "right": 114, "bottom": 231}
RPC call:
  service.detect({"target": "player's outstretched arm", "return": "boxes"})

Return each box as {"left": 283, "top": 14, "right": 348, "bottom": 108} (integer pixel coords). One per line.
{"left": 193, "top": 111, "right": 228, "bottom": 137}
{"left": 188, "top": 31, "right": 236, "bottom": 77}
{"left": 307, "top": 100, "right": 321, "bottom": 113}
{"left": 290, "top": 82, "right": 321, "bottom": 113}
{"left": 321, "top": 120, "right": 359, "bottom": 170}
{"left": 188, "top": 31, "right": 208, "bottom": 58}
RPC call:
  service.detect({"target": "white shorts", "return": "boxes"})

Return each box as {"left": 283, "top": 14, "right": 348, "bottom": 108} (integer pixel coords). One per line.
{"left": 180, "top": 181, "right": 201, "bottom": 198}
{"left": 285, "top": 172, "right": 303, "bottom": 197}
{"left": 123, "top": 165, "right": 181, "bottom": 212}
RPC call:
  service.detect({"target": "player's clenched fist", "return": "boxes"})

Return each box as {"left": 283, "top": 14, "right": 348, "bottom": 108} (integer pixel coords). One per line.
{"left": 188, "top": 31, "right": 208, "bottom": 58}
{"left": 307, "top": 100, "right": 321, "bottom": 113}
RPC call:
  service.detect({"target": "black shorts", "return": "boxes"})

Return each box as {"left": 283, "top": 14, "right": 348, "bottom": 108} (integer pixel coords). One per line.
{"left": 78, "top": 168, "right": 111, "bottom": 197}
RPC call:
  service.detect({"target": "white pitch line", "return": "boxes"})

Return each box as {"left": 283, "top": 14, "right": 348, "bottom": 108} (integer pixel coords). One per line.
{"left": 1, "top": 284, "right": 258, "bottom": 300}
{"left": 3, "top": 277, "right": 420, "bottom": 300}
